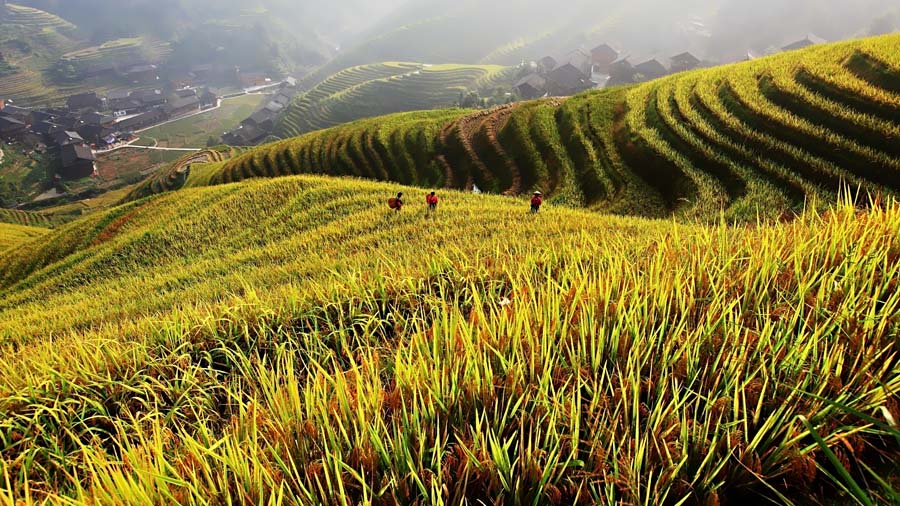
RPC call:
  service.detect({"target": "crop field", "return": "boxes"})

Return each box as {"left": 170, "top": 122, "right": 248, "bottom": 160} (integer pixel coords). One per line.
{"left": 59, "top": 37, "right": 171, "bottom": 76}
{"left": 137, "top": 94, "right": 267, "bottom": 149}
{"left": 278, "top": 63, "right": 514, "bottom": 138}
{"left": 0, "top": 4, "right": 166, "bottom": 106}
{"left": 0, "top": 222, "right": 47, "bottom": 252}
{"left": 0, "top": 173, "right": 899, "bottom": 503}
{"left": 0, "top": 3, "right": 80, "bottom": 105}
{"left": 159, "top": 34, "right": 900, "bottom": 223}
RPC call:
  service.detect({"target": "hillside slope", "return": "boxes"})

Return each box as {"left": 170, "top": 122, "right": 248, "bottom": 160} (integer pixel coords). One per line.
{"left": 0, "top": 3, "right": 82, "bottom": 105}
{"left": 278, "top": 63, "right": 515, "bottom": 138}
{"left": 0, "top": 222, "right": 46, "bottom": 252}
{"left": 0, "top": 174, "right": 899, "bottom": 503}
{"left": 144, "top": 34, "right": 900, "bottom": 222}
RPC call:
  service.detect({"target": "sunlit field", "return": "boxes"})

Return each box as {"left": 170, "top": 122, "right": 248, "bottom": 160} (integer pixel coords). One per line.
{"left": 0, "top": 174, "right": 898, "bottom": 504}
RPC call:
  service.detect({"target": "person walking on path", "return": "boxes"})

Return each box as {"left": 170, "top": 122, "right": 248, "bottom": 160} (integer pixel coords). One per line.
{"left": 530, "top": 191, "right": 543, "bottom": 213}
{"left": 426, "top": 191, "right": 439, "bottom": 213}
{"left": 389, "top": 192, "right": 404, "bottom": 212}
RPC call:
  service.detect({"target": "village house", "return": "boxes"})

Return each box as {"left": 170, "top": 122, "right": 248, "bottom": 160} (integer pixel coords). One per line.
{"left": 545, "top": 63, "right": 593, "bottom": 96}
{"left": 133, "top": 89, "right": 166, "bottom": 107}
{"left": 591, "top": 43, "right": 619, "bottom": 74}
{"left": 561, "top": 49, "right": 593, "bottom": 76}
{"left": 782, "top": 34, "right": 827, "bottom": 52}
{"left": 242, "top": 109, "right": 275, "bottom": 131}
{"left": 32, "top": 120, "right": 65, "bottom": 138}
{"left": 53, "top": 130, "right": 84, "bottom": 147}
{"left": 633, "top": 59, "right": 668, "bottom": 82}
{"left": 515, "top": 73, "right": 547, "bottom": 99}
{"left": 174, "top": 88, "right": 198, "bottom": 99}
{"left": 106, "top": 89, "right": 134, "bottom": 110}
{"left": 670, "top": 52, "right": 701, "bottom": 73}
{"left": 164, "top": 95, "right": 201, "bottom": 118}
{"left": 123, "top": 64, "right": 158, "bottom": 84}
{"left": 538, "top": 56, "right": 558, "bottom": 74}
{"left": 0, "top": 104, "right": 31, "bottom": 124}
{"left": 0, "top": 115, "right": 26, "bottom": 141}
{"left": 82, "top": 111, "right": 116, "bottom": 128}
{"left": 223, "top": 123, "right": 266, "bottom": 146}
{"left": 66, "top": 92, "right": 104, "bottom": 111}
{"left": 199, "top": 88, "right": 219, "bottom": 108}
{"left": 59, "top": 143, "right": 96, "bottom": 180}
{"left": 116, "top": 108, "right": 166, "bottom": 132}
{"left": 607, "top": 57, "right": 637, "bottom": 86}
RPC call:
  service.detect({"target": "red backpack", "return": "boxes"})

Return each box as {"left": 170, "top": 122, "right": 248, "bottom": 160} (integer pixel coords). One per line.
{"left": 388, "top": 197, "right": 401, "bottom": 209}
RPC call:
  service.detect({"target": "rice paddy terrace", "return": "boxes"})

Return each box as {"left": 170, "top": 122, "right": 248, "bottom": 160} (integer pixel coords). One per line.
{"left": 1, "top": 172, "right": 900, "bottom": 503}
{"left": 278, "top": 63, "right": 516, "bottom": 138}
{"left": 0, "top": 3, "right": 80, "bottom": 104}
{"left": 0, "top": 4, "right": 170, "bottom": 106}
{"left": 58, "top": 37, "right": 172, "bottom": 77}
{"left": 161, "top": 34, "right": 900, "bottom": 222}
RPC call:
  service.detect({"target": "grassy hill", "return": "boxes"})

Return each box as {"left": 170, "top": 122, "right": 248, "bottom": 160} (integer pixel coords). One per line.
{"left": 278, "top": 62, "right": 515, "bottom": 138}
{"left": 1, "top": 173, "right": 899, "bottom": 503}
{"left": 148, "top": 34, "right": 900, "bottom": 222}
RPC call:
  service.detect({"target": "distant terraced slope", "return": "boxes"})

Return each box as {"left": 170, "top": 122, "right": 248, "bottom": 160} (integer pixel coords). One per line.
{"left": 0, "top": 3, "right": 81, "bottom": 104}
{"left": 59, "top": 37, "right": 171, "bottom": 76}
{"left": 0, "top": 208, "right": 63, "bottom": 228}
{"left": 277, "top": 63, "right": 515, "bottom": 138}
{"left": 141, "top": 34, "right": 900, "bottom": 221}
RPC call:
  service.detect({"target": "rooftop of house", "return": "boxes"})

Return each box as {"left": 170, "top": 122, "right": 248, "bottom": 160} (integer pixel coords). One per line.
{"left": 0, "top": 115, "right": 25, "bottom": 127}
{"left": 671, "top": 52, "right": 701, "bottom": 64}
{"left": 165, "top": 96, "right": 200, "bottom": 112}
{"left": 546, "top": 64, "right": 591, "bottom": 89}
{"left": 61, "top": 143, "right": 95, "bottom": 166}
{"left": 782, "top": 34, "right": 827, "bottom": 51}
{"left": 515, "top": 73, "right": 547, "bottom": 89}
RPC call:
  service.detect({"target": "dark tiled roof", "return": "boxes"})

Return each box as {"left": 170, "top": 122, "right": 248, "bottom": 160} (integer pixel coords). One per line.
{"left": 61, "top": 143, "right": 95, "bottom": 167}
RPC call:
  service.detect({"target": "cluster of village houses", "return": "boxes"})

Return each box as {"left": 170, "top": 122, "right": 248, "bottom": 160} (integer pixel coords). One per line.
{"left": 0, "top": 87, "right": 218, "bottom": 180}
{"left": 0, "top": 72, "right": 299, "bottom": 181}
{"left": 515, "top": 35, "right": 828, "bottom": 99}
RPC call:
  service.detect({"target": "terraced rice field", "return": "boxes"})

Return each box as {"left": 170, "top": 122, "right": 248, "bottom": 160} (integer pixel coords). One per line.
{"left": 278, "top": 63, "right": 513, "bottom": 138}
{"left": 0, "top": 208, "right": 62, "bottom": 228}
{"left": 0, "top": 222, "right": 47, "bottom": 252}
{"left": 0, "top": 3, "right": 80, "bottom": 104}
{"left": 136, "top": 34, "right": 900, "bottom": 222}
{"left": 124, "top": 147, "right": 244, "bottom": 201}
{"left": 2, "top": 173, "right": 900, "bottom": 503}
{"left": 59, "top": 37, "right": 171, "bottom": 75}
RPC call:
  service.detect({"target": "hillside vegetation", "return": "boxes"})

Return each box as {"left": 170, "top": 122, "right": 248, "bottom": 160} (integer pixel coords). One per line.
{"left": 155, "top": 34, "right": 900, "bottom": 222}
{"left": 0, "top": 174, "right": 899, "bottom": 503}
{"left": 278, "top": 63, "right": 515, "bottom": 138}
{"left": 0, "top": 222, "right": 47, "bottom": 252}
{"left": 0, "top": 3, "right": 82, "bottom": 105}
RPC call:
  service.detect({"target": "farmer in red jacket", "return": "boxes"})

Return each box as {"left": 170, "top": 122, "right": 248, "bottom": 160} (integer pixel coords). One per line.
{"left": 426, "top": 191, "right": 439, "bottom": 213}
{"left": 389, "top": 192, "right": 404, "bottom": 212}
{"left": 530, "top": 191, "right": 543, "bottom": 213}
